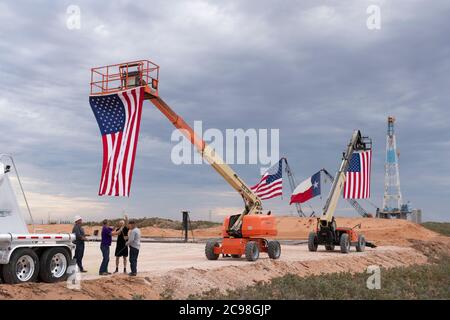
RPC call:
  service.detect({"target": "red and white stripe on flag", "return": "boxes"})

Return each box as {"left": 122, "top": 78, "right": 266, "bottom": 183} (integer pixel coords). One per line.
{"left": 250, "top": 160, "right": 283, "bottom": 200}
{"left": 343, "top": 150, "right": 372, "bottom": 199}
{"left": 98, "top": 87, "right": 144, "bottom": 197}
{"left": 251, "top": 174, "right": 283, "bottom": 200}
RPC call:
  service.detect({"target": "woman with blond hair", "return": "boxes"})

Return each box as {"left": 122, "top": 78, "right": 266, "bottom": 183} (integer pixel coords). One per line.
{"left": 113, "top": 215, "right": 129, "bottom": 274}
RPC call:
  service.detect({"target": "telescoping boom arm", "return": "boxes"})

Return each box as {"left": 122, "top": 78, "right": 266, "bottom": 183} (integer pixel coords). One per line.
{"left": 320, "top": 130, "right": 371, "bottom": 225}
{"left": 321, "top": 169, "right": 371, "bottom": 218}
{"left": 144, "top": 89, "right": 262, "bottom": 233}
{"left": 89, "top": 60, "right": 263, "bottom": 234}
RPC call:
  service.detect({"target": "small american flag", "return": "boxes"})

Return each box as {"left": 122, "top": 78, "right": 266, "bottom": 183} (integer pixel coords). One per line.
{"left": 89, "top": 87, "right": 144, "bottom": 196}
{"left": 251, "top": 160, "right": 283, "bottom": 200}
{"left": 343, "top": 150, "right": 372, "bottom": 199}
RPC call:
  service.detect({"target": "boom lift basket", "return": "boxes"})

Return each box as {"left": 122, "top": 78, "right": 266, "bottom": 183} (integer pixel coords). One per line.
{"left": 90, "top": 60, "right": 159, "bottom": 96}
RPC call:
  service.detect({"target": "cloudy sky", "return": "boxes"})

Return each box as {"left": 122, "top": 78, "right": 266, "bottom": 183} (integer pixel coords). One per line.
{"left": 0, "top": 0, "right": 448, "bottom": 223}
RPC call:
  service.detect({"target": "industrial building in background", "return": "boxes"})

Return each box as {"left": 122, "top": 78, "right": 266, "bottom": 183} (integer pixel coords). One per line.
{"left": 410, "top": 209, "right": 422, "bottom": 224}
{"left": 377, "top": 116, "right": 412, "bottom": 219}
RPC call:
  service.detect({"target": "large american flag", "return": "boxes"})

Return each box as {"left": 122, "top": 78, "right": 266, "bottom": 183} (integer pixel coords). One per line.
{"left": 89, "top": 87, "right": 144, "bottom": 196}
{"left": 343, "top": 150, "right": 372, "bottom": 199}
{"left": 251, "top": 160, "right": 283, "bottom": 200}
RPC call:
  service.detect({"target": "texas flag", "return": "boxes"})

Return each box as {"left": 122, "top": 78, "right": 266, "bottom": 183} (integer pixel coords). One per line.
{"left": 290, "top": 171, "right": 321, "bottom": 204}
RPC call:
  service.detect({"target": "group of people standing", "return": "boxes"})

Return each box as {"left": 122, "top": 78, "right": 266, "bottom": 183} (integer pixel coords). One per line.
{"left": 72, "top": 215, "right": 141, "bottom": 276}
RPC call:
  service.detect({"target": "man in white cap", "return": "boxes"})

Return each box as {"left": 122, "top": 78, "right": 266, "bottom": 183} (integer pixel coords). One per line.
{"left": 72, "top": 215, "right": 88, "bottom": 273}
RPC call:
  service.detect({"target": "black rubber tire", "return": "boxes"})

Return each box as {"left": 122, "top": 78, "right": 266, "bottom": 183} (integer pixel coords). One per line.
{"left": 231, "top": 254, "right": 242, "bottom": 259}
{"left": 308, "top": 232, "right": 318, "bottom": 252}
{"left": 205, "top": 240, "right": 220, "bottom": 260}
{"left": 245, "top": 241, "right": 260, "bottom": 261}
{"left": 268, "top": 240, "right": 281, "bottom": 259}
{"left": 39, "top": 247, "right": 71, "bottom": 283}
{"left": 340, "top": 233, "right": 351, "bottom": 254}
{"left": 356, "top": 234, "right": 366, "bottom": 252}
{"left": 2, "top": 248, "right": 39, "bottom": 284}
{"left": 0, "top": 264, "right": 3, "bottom": 284}
{"left": 325, "top": 244, "right": 335, "bottom": 251}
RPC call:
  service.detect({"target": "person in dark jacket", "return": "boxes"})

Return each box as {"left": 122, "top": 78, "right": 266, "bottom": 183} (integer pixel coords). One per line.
{"left": 114, "top": 216, "right": 129, "bottom": 274}
{"left": 99, "top": 219, "right": 121, "bottom": 275}
{"left": 72, "top": 215, "right": 88, "bottom": 273}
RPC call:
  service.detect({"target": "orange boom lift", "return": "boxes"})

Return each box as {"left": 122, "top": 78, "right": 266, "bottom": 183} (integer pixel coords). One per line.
{"left": 90, "top": 60, "right": 281, "bottom": 261}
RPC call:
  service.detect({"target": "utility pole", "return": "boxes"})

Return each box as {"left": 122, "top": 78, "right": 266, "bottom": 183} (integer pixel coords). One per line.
{"left": 181, "top": 211, "right": 194, "bottom": 242}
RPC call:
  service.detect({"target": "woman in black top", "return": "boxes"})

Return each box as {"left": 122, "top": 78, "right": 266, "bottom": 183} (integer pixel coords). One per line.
{"left": 114, "top": 218, "right": 129, "bottom": 273}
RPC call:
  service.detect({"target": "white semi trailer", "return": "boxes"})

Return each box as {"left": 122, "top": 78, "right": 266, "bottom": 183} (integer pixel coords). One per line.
{"left": 0, "top": 154, "right": 75, "bottom": 284}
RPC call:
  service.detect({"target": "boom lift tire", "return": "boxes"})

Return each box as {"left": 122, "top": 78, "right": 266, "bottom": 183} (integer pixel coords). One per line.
{"left": 268, "top": 240, "right": 281, "bottom": 259}
{"left": 340, "top": 233, "right": 351, "bottom": 254}
{"left": 205, "top": 240, "right": 220, "bottom": 260}
{"left": 39, "top": 247, "right": 71, "bottom": 283}
{"left": 245, "top": 241, "right": 260, "bottom": 261}
{"left": 325, "top": 244, "right": 335, "bottom": 251}
{"left": 2, "top": 248, "right": 40, "bottom": 284}
{"left": 308, "top": 232, "right": 318, "bottom": 252}
{"left": 356, "top": 234, "right": 366, "bottom": 252}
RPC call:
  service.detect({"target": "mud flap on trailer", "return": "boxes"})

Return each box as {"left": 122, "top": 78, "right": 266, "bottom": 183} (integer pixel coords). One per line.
{"left": 66, "top": 258, "right": 81, "bottom": 289}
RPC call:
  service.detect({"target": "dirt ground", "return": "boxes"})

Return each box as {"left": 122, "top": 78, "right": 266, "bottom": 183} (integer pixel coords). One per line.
{"left": 31, "top": 216, "right": 440, "bottom": 245}
{"left": 0, "top": 217, "right": 446, "bottom": 300}
{"left": 31, "top": 224, "right": 186, "bottom": 238}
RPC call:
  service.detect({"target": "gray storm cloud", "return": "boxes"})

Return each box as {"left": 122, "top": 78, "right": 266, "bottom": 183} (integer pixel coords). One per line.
{"left": 0, "top": 0, "right": 448, "bottom": 221}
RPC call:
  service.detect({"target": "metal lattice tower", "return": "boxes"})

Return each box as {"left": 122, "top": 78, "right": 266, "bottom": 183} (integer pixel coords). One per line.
{"left": 282, "top": 158, "right": 305, "bottom": 217}
{"left": 382, "top": 116, "right": 403, "bottom": 212}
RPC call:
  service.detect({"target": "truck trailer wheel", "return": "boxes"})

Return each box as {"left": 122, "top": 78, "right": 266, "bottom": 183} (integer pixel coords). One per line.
{"left": 268, "top": 240, "right": 281, "bottom": 259}
{"left": 340, "top": 233, "right": 351, "bottom": 253}
{"left": 356, "top": 234, "right": 366, "bottom": 252}
{"left": 2, "top": 248, "right": 39, "bottom": 284}
{"left": 205, "top": 240, "right": 220, "bottom": 260}
{"left": 308, "top": 232, "right": 318, "bottom": 252}
{"left": 245, "top": 241, "right": 259, "bottom": 261}
{"left": 39, "top": 247, "right": 71, "bottom": 283}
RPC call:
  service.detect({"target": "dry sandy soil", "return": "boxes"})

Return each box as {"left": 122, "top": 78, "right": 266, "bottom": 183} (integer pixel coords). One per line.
{"left": 30, "top": 216, "right": 439, "bottom": 245}
{"left": 0, "top": 217, "right": 446, "bottom": 300}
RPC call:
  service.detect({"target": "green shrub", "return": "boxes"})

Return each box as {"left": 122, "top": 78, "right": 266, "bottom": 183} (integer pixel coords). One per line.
{"left": 421, "top": 222, "right": 450, "bottom": 237}
{"left": 84, "top": 217, "right": 220, "bottom": 230}
{"left": 190, "top": 256, "right": 450, "bottom": 300}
